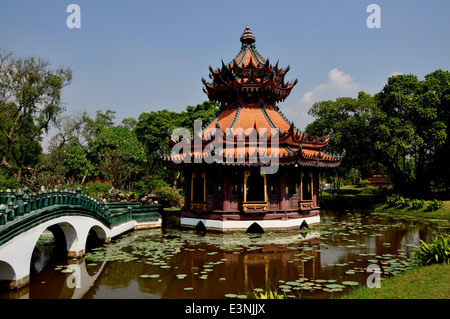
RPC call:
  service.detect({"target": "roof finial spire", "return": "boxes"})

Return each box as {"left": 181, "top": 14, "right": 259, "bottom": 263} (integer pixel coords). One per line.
{"left": 240, "top": 24, "right": 256, "bottom": 44}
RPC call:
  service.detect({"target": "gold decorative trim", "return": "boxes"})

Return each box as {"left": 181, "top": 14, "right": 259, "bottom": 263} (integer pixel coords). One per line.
{"left": 243, "top": 203, "right": 268, "bottom": 212}
{"left": 299, "top": 202, "right": 314, "bottom": 210}
{"left": 190, "top": 203, "right": 207, "bottom": 212}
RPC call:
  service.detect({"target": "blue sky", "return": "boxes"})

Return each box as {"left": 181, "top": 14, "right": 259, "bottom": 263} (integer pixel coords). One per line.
{"left": 1, "top": 0, "right": 450, "bottom": 147}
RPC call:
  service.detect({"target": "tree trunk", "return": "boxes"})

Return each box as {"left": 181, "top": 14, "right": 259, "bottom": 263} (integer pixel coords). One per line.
{"left": 173, "top": 171, "right": 181, "bottom": 189}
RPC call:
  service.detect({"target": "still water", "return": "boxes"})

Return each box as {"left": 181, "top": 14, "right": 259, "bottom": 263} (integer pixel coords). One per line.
{"left": 2, "top": 209, "right": 449, "bottom": 299}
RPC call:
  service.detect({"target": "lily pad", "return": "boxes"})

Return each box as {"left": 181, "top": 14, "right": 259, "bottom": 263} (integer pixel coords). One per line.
{"left": 325, "top": 283, "right": 345, "bottom": 289}
{"left": 225, "top": 294, "right": 237, "bottom": 298}
{"left": 342, "top": 281, "right": 360, "bottom": 286}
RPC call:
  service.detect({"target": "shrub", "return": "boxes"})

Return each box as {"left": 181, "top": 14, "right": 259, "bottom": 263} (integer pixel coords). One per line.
{"left": 386, "top": 194, "right": 404, "bottom": 207}
{"left": 153, "top": 186, "right": 184, "bottom": 208}
{"left": 413, "top": 233, "right": 450, "bottom": 266}
{"left": 356, "top": 179, "right": 370, "bottom": 188}
{"left": 399, "top": 197, "right": 411, "bottom": 208}
{"left": 410, "top": 199, "right": 425, "bottom": 210}
{"left": 85, "top": 178, "right": 113, "bottom": 198}
{"left": 426, "top": 199, "right": 443, "bottom": 211}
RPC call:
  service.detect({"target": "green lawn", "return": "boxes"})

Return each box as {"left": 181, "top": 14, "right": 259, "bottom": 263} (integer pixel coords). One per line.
{"left": 320, "top": 185, "right": 450, "bottom": 220}
{"left": 374, "top": 201, "right": 450, "bottom": 220}
{"left": 343, "top": 263, "right": 450, "bottom": 299}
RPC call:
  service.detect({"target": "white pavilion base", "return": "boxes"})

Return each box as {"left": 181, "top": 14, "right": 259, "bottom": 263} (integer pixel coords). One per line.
{"left": 180, "top": 214, "right": 320, "bottom": 233}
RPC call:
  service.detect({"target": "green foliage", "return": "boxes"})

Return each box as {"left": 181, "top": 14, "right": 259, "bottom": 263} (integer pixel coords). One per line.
{"left": 0, "top": 50, "right": 72, "bottom": 182}
{"left": 82, "top": 109, "right": 116, "bottom": 147}
{"left": 62, "top": 145, "right": 92, "bottom": 181}
{"left": 410, "top": 199, "right": 425, "bottom": 210}
{"left": 386, "top": 194, "right": 405, "bottom": 207}
{"left": 426, "top": 199, "right": 443, "bottom": 211}
{"left": 413, "top": 233, "right": 450, "bottom": 266}
{"left": 134, "top": 101, "right": 219, "bottom": 188}
{"left": 132, "top": 177, "right": 169, "bottom": 194}
{"left": 84, "top": 178, "right": 113, "bottom": 198}
{"left": 356, "top": 179, "right": 370, "bottom": 188}
{"left": 90, "top": 126, "right": 146, "bottom": 189}
{"left": 307, "top": 70, "right": 450, "bottom": 197}
{"left": 0, "top": 168, "right": 19, "bottom": 189}
{"left": 253, "top": 289, "right": 286, "bottom": 299}
{"left": 153, "top": 186, "right": 184, "bottom": 208}
{"left": 307, "top": 92, "right": 376, "bottom": 179}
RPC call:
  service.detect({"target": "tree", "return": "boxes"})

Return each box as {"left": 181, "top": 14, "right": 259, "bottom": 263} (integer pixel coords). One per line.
{"left": 306, "top": 70, "right": 450, "bottom": 197}
{"left": 82, "top": 109, "right": 116, "bottom": 147}
{"left": 422, "top": 70, "right": 450, "bottom": 195}
{"left": 373, "top": 73, "right": 447, "bottom": 195}
{"left": 0, "top": 50, "right": 72, "bottom": 182}
{"left": 90, "top": 126, "right": 146, "bottom": 189}
{"left": 307, "top": 92, "right": 377, "bottom": 179}
{"left": 134, "top": 101, "right": 219, "bottom": 189}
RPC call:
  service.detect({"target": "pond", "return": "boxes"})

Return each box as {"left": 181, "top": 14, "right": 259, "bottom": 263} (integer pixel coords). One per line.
{"left": 1, "top": 209, "right": 449, "bottom": 299}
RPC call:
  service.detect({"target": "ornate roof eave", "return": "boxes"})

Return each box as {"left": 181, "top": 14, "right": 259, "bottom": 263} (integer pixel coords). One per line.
{"left": 205, "top": 79, "right": 294, "bottom": 99}
{"left": 161, "top": 155, "right": 341, "bottom": 169}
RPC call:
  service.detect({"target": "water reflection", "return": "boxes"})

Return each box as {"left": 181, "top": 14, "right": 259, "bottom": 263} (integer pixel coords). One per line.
{"left": 1, "top": 209, "right": 448, "bottom": 299}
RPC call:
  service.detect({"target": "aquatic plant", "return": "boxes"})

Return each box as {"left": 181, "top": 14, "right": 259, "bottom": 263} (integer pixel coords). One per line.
{"left": 414, "top": 233, "right": 450, "bottom": 266}
{"left": 410, "top": 199, "right": 425, "bottom": 210}
{"left": 386, "top": 194, "right": 405, "bottom": 207}
{"left": 426, "top": 200, "right": 443, "bottom": 211}
{"left": 253, "top": 288, "right": 286, "bottom": 299}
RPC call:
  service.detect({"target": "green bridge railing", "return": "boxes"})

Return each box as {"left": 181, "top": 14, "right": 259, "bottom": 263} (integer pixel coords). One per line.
{"left": 0, "top": 188, "right": 161, "bottom": 228}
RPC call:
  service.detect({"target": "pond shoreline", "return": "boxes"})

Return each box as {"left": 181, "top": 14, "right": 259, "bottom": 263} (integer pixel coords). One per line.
{"left": 320, "top": 187, "right": 450, "bottom": 221}
{"left": 320, "top": 187, "right": 450, "bottom": 300}
{"left": 342, "top": 263, "right": 450, "bottom": 299}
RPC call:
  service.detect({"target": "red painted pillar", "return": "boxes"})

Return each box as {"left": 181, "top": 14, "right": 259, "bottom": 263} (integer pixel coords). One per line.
{"left": 313, "top": 170, "right": 319, "bottom": 207}
{"left": 280, "top": 173, "right": 286, "bottom": 211}
{"left": 222, "top": 174, "right": 230, "bottom": 211}
{"left": 184, "top": 169, "right": 191, "bottom": 211}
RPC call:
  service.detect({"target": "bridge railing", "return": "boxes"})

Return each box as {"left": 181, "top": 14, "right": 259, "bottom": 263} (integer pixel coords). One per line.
{"left": 0, "top": 187, "right": 110, "bottom": 226}
{"left": 107, "top": 202, "right": 162, "bottom": 227}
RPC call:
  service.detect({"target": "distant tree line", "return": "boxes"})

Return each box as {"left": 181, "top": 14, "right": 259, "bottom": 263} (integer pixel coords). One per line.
{"left": 307, "top": 70, "right": 450, "bottom": 199}
{"left": 1, "top": 50, "right": 449, "bottom": 201}
{"left": 0, "top": 49, "right": 220, "bottom": 205}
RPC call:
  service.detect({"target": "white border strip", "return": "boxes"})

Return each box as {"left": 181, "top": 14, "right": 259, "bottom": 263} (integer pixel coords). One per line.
{"left": 181, "top": 215, "right": 320, "bottom": 232}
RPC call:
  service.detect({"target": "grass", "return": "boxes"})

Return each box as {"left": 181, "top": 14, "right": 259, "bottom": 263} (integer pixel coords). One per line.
{"left": 320, "top": 186, "right": 384, "bottom": 210}
{"left": 320, "top": 185, "right": 450, "bottom": 220}
{"left": 373, "top": 201, "right": 450, "bottom": 220}
{"left": 342, "top": 263, "right": 450, "bottom": 299}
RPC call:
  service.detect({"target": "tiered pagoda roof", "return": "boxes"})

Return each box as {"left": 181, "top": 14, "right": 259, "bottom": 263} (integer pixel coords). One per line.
{"left": 162, "top": 25, "right": 341, "bottom": 169}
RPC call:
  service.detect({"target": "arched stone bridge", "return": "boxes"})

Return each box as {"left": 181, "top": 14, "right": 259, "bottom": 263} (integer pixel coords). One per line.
{"left": 0, "top": 188, "right": 161, "bottom": 290}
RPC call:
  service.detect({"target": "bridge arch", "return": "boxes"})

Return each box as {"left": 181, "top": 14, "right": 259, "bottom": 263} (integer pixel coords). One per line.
{"left": 0, "top": 215, "right": 111, "bottom": 290}
{"left": 0, "top": 260, "right": 15, "bottom": 290}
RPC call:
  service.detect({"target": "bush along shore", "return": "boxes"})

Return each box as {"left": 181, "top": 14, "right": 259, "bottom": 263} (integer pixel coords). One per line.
{"left": 320, "top": 187, "right": 450, "bottom": 220}
{"left": 374, "top": 194, "right": 450, "bottom": 220}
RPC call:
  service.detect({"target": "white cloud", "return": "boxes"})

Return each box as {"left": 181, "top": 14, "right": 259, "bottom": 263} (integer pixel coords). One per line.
{"left": 388, "top": 71, "right": 403, "bottom": 78}
{"left": 279, "top": 68, "right": 362, "bottom": 130}
{"left": 298, "top": 68, "right": 361, "bottom": 109}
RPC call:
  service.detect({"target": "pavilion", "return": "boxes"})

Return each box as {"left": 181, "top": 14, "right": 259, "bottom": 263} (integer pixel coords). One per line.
{"left": 162, "top": 25, "right": 341, "bottom": 232}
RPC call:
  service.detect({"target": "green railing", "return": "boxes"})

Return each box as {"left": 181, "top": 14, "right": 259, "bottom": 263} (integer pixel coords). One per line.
{"left": 0, "top": 188, "right": 161, "bottom": 228}
{"left": 0, "top": 187, "right": 109, "bottom": 225}
{"left": 107, "top": 202, "right": 161, "bottom": 227}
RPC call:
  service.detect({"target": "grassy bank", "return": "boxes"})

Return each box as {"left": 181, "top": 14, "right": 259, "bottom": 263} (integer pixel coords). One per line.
{"left": 320, "top": 186, "right": 450, "bottom": 220}
{"left": 343, "top": 263, "right": 450, "bottom": 299}
{"left": 319, "top": 186, "right": 384, "bottom": 211}
{"left": 373, "top": 201, "right": 450, "bottom": 220}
